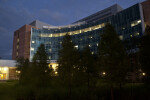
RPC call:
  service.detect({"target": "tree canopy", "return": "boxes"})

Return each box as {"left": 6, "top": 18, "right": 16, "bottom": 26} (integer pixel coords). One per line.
{"left": 98, "top": 23, "right": 129, "bottom": 83}
{"left": 139, "top": 25, "right": 150, "bottom": 82}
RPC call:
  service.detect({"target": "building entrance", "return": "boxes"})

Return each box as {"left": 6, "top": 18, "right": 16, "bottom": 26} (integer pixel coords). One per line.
{"left": 0, "top": 73, "right": 6, "bottom": 80}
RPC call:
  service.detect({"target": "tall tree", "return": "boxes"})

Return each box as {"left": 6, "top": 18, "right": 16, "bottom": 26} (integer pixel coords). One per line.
{"left": 31, "top": 44, "right": 51, "bottom": 87}
{"left": 16, "top": 57, "right": 30, "bottom": 85}
{"left": 81, "top": 46, "right": 95, "bottom": 90}
{"left": 57, "top": 34, "right": 79, "bottom": 98}
{"left": 139, "top": 25, "right": 150, "bottom": 83}
{"left": 98, "top": 23, "right": 129, "bottom": 100}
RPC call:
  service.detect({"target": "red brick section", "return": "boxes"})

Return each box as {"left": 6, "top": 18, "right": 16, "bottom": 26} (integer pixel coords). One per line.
{"left": 141, "top": 0, "right": 150, "bottom": 26}
{"left": 12, "top": 25, "right": 32, "bottom": 60}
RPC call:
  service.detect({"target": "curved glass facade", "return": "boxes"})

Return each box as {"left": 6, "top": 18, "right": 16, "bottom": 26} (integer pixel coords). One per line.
{"left": 30, "top": 4, "right": 144, "bottom": 61}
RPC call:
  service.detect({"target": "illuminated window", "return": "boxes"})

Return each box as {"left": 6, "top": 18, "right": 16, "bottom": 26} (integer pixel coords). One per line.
{"left": 31, "top": 48, "right": 34, "bottom": 51}
{"left": 97, "top": 43, "right": 99, "bottom": 46}
{"left": 3, "top": 67, "right": 8, "bottom": 71}
{"left": 49, "top": 49, "right": 52, "bottom": 52}
{"left": 80, "top": 30, "right": 81, "bottom": 33}
{"left": 90, "top": 36, "right": 93, "bottom": 39}
{"left": 119, "top": 35, "right": 123, "bottom": 40}
{"left": 135, "top": 32, "right": 139, "bottom": 36}
{"left": 137, "top": 20, "right": 141, "bottom": 23}
{"left": 0, "top": 67, "right": 9, "bottom": 80}
{"left": 37, "top": 23, "right": 106, "bottom": 38}
{"left": 131, "top": 20, "right": 141, "bottom": 27}
{"left": 53, "top": 34, "right": 60, "bottom": 37}
{"left": 17, "top": 38, "right": 19, "bottom": 42}
{"left": 89, "top": 45, "right": 91, "bottom": 47}
{"left": 74, "top": 45, "right": 78, "bottom": 49}
{"left": 17, "top": 45, "right": 19, "bottom": 49}
{"left": 32, "top": 41, "right": 35, "bottom": 43}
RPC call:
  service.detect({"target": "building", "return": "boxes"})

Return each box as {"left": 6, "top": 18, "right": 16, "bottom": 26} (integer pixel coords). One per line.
{"left": 0, "top": 60, "right": 17, "bottom": 80}
{"left": 12, "top": 0, "right": 150, "bottom": 61}
{"left": 141, "top": 0, "right": 150, "bottom": 26}
{"left": 12, "top": 21, "right": 51, "bottom": 60}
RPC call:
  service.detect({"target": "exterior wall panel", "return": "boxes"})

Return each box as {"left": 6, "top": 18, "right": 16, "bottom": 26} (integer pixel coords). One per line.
{"left": 141, "top": 0, "right": 150, "bottom": 26}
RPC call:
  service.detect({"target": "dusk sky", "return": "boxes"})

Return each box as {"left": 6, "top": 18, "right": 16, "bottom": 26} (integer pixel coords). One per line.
{"left": 0, "top": 0, "right": 145, "bottom": 59}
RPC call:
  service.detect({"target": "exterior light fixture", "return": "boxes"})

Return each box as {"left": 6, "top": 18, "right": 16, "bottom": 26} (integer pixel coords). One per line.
{"left": 102, "top": 72, "right": 106, "bottom": 75}
{"left": 142, "top": 72, "right": 146, "bottom": 76}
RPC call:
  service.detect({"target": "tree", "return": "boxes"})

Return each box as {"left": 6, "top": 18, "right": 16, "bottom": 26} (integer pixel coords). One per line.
{"left": 81, "top": 46, "right": 95, "bottom": 90}
{"left": 139, "top": 25, "right": 150, "bottom": 83}
{"left": 57, "top": 34, "right": 79, "bottom": 98}
{"left": 31, "top": 44, "right": 51, "bottom": 87}
{"left": 98, "top": 23, "right": 129, "bottom": 100}
{"left": 16, "top": 57, "right": 30, "bottom": 85}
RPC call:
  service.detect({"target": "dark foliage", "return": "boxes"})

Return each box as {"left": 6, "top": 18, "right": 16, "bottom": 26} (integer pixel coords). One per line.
{"left": 139, "top": 25, "right": 150, "bottom": 83}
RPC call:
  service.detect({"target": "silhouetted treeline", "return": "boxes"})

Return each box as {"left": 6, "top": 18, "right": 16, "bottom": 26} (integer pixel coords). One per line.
{"left": 14, "top": 24, "right": 150, "bottom": 100}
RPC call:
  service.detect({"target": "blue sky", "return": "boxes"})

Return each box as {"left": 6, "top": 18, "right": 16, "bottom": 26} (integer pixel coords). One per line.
{"left": 0, "top": 0, "right": 145, "bottom": 59}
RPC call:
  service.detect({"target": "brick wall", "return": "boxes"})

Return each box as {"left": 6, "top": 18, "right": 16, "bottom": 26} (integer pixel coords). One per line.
{"left": 141, "top": 0, "right": 150, "bottom": 26}
{"left": 12, "top": 25, "right": 32, "bottom": 60}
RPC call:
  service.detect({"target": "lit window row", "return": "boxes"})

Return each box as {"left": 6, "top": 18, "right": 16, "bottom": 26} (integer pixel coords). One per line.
{"left": 39, "top": 23, "right": 105, "bottom": 38}
{"left": 131, "top": 20, "right": 141, "bottom": 27}
{"left": 130, "top": 32, "right": 140, "bottom": 38}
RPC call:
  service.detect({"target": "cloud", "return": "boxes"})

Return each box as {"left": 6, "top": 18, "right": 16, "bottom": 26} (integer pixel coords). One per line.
{"left": 38, "top": 9, "right": 69, "bottom": 25}
{"left": 0, "top": 6, "right": 35, "bottom": 59}
{"left": 0, "top": 26, "right": 8, "bottom": 33}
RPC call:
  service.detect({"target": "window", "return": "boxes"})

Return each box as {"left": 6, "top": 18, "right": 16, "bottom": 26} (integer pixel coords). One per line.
{"left": 135, "top": 32, "right": 139, "bottom": 36}
{"left": 119, "top": 35, "right": 123, "bottom": 40}
{"left": 74, "top": 45, "right": 78, "bottom": 49}
{"left": 31, "top": 48, "right": 34, "bottom": 51}
{"left": 49, "top": 49, "right": 52, "bottom": 52}
{"left": 96, "top": 43, "right": 98, "bottom": 46}
{"left": 32, "top": 41, "right": 35, "bottom": 43}
{"left": 131, "top": 20, "right": 141, "bottom": 27}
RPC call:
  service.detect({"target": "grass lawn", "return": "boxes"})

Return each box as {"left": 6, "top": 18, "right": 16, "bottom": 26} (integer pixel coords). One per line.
{"left": 0, "top": 80, "right": 18, "bottom": 100}
{"left": 0, "top": 80, "right": 150, "bottom": 100}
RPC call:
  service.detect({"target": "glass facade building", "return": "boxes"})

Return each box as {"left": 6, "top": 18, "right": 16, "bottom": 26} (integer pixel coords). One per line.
{"left": 30, "top": 3, "right": 145, "bottom": 61}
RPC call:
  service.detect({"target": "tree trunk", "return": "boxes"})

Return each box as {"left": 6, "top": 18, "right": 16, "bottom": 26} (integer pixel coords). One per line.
{"left": 119, "top": 82, "right": 122, "bottom": 100}
{"left": 111, "top": 83, "right": 114, "bottom": 100}
{"left": 88, "top": 72, "right": 90, "bottom": 90}
{"left": 87, "top": 72, "right": 90, "bottom": 100}
{"left": 68, "top": 75, "right": 72, "bottom": 100}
